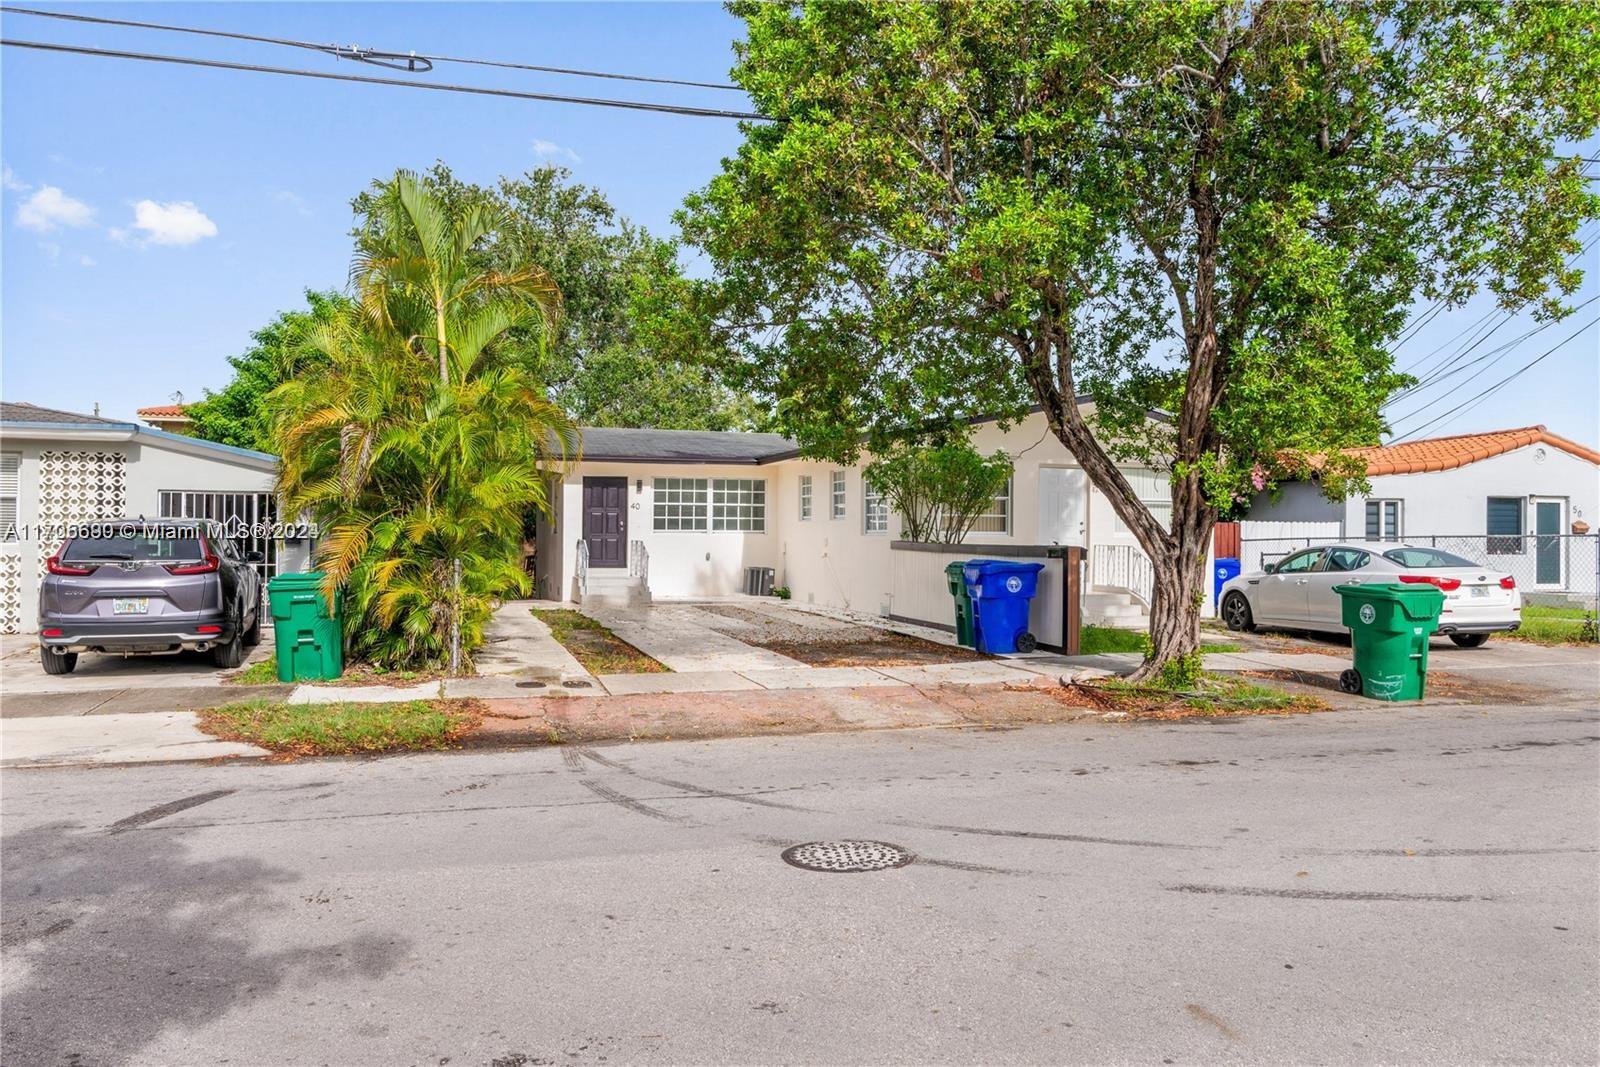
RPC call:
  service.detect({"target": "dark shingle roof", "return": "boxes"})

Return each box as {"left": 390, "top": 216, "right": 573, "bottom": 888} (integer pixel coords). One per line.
{"left": 576, "top": 427, "right": 798, "bottom": 464}
{"left": 1, "top": 401, "right": 127, "bottom": 426}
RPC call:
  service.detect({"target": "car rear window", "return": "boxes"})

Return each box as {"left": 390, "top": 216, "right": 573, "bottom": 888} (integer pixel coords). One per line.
{"left": 61, "top": 530, "right": 206, "bottom": 563}
{"left": 1382, "top": 547, "right": 1479, "bottom": 568}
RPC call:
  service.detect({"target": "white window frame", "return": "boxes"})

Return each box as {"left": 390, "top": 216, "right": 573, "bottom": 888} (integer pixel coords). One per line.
{"left": 1365, "top": 498, "right": 1403, "bottom": 542}
{"left": 0, "top": 453, "right": 19, "bottom": 542}
{"left": 712, "top": 478, "right": 766, "bottom": 532}
{"left": 969, "top": 478, "right": 1012, "bottom": 535}
{"left": 798, "top": 474, "right": 813, "bottom": 521}
{"left": 830, "top": 471, "right": 847, "bottom": 520}
{"left": 652, "top": 477, "right": 709, "bottom": 532}
{"left": 863, "top": 481, "right": 889, "bottom": 534}
{"left": 1112, "top": 469, "right": 1173, "bottom": 535}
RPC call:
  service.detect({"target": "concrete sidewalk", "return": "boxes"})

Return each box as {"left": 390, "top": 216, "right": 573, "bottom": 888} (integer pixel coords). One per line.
{"left": 0, "top": 711, "right": 267, "bottom": 767}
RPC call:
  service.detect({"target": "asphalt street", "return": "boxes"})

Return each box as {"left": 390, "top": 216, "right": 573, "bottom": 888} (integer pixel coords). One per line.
{"left": 3, "top": 696, "right": 1597, "bottom": 1065}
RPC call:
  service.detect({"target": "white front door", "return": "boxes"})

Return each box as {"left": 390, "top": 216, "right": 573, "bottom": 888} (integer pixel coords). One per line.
{"left": 1037, "top": 467, "right": 1088, "bottom": 546}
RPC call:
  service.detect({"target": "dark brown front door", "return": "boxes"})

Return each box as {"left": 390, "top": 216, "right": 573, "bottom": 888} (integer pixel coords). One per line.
{"left": 582, "top": 477, "right": 628, "bottom": 568}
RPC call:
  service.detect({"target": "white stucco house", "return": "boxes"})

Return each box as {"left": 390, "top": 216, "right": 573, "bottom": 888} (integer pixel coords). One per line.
{"left": 0, "top": 401, "right": 311, "bottom": 634}
{"left": 1242, "top": 425, "right": 1599, "bottom": 602}
{"left": 533, "top": 404, "right": 1181, "bottom": 647}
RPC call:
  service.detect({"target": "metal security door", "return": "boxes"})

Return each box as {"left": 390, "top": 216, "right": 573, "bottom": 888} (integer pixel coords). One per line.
{"left": 158, "top": 490, "right": 280, "bottom": 586}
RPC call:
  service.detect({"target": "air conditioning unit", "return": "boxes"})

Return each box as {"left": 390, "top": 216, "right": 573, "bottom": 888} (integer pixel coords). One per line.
{"left": 745, "top": 566, "right": 775, "bottom": 596}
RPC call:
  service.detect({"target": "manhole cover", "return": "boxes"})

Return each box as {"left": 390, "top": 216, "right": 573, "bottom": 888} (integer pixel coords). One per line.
{"left": 781, "top": 840, "right": 914, "bottom": 873}
{"left": 515, "top": 680, "right": 547, "bottom": 689}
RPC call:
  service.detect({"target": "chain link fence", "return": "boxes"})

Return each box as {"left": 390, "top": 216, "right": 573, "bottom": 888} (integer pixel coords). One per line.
{"left": 1238, "top": 533, "right": 1599, "bottom": 610}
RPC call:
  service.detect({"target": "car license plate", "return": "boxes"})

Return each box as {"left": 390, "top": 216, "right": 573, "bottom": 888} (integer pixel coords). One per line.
{"left": 112, "top": 598, "right": 149, "bottom": 615}
{"left": 1469, "top": 586, "right": 1490, "bottom": 598}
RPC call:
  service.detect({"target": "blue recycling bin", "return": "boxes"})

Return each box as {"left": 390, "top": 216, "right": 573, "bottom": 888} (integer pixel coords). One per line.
{"left": 1214, "top": 557, "right": 1241, "bottom": 606}
{"left": 963, "top": 560, "right": 1046, "bottom": 654}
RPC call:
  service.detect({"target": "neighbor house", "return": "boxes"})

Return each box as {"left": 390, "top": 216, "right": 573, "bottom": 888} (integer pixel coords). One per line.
{"left": 135, "top": 403, "right": 195, "bottom": 435}
{"left": 533, "top": 404, "right": 1182, "bottom": 646}
{"left": 1241, "top": 426, "right": 1599, "bottom": 601}
{"left": 0, "top": 401, "right": 310, "bottom": 634}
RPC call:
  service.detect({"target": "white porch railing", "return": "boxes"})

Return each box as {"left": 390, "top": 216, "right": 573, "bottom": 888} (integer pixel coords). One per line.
{"left": 1090, "top": 543, "right": 1154, "bottom": 608}
{"left": 628, "top": 539, "right": 649, "bottom": 588}
{"left": 575, "top": 538, "right": 589, "bottom": 598}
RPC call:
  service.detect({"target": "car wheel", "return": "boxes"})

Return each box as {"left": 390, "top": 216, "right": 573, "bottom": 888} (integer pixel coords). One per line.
{"left": 211, "top": 609, "right": 246, "bottom": 668}
{"left": 40, "top": 646, "right": 78, "bottom": 675}
{"left": 1449, "top": 633, "right": 1489, "bottom": 648}
{"left": 241, "top": 601, "right": 263, "bottom": 647}
{"left": 1222, "top": 592, "right": 1255, "bottom": 633}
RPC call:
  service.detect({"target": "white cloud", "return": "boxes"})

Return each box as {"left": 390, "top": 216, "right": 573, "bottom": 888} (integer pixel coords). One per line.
{"left": 78, "top": 254, "right": 96, "bottom": 267}
{"left": 2, "top": 165, "right": 29, "bottom": 192}
{"left": 131, "top": 199, "right": 217, "bottom": 245}
{"left": 531, "top": 139, "right": 582, "bottom": 165}
{"left": 271, "top": 190, "right": 312, "bottom": 217}
{"left": 16, "top": 185, "right": 96, "bottom": 232}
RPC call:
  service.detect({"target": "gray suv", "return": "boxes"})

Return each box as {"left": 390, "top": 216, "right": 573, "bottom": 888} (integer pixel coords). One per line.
{"left": 38, "top": 519, "right": 263, "bottom": 675}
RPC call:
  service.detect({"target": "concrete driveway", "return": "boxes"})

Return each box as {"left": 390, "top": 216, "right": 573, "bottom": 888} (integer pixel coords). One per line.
{"left": 0, "top": 632, "right": 280, "bottom": 716}
{"left": 1227, "top": 627, "right": 1600, "bottom": 703}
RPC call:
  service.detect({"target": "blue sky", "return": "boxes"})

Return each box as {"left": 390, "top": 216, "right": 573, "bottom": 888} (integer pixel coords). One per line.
{"left": 3, "top": 2, "right": 1597, "bottom": 448}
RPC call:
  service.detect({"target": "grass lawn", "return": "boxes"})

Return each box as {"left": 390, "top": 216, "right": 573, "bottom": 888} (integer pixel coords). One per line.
{"left": 531, "top": 609, "right": 669, "bottom": 674}
{"left": 1057, "top": 671, "right": 1327, "bottom": 719}
{"left": 200, "top": 698, "right": 482, "bottom": 756}
{"left": 228, "top": 657, "right": 281, "bottom": 685}
{"left": 1078, "top": 625, "right": 1243, "bottom": 655}
{"left": 1510, "top": 604, "right": 1599, "bottom": 646}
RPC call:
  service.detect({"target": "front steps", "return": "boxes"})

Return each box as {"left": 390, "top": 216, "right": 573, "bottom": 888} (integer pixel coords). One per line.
{"left": 1083, "top": 588, "right": 1148, "bottom": 628}
{"left": 580, "top": 571, "right": 651, "bottom": 610}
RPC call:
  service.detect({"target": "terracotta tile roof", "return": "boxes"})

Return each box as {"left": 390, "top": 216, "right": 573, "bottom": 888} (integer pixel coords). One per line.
{"left": 1346, "top": 426, "right": 1600, "bottom": 475}
{"left": 136, "top": 404, "right": 191, "bottom": 418}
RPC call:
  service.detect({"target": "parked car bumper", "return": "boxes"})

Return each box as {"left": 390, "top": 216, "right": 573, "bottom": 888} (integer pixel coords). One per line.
{"left": 38, "top": 611, "right": 236, "bottom": 654}
{"left": 1434, "top": 619, "right": 1520, "bottom": 635}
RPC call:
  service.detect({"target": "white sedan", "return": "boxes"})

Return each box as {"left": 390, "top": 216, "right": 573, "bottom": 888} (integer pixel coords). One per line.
{"left": 1218, "top": 543, "right": 1522, "bottom": 647}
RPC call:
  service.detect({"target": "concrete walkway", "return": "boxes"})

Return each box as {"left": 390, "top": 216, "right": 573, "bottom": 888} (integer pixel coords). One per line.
{"left": 0, "top": 711, "right": 267, "bottom": 767}
{"left": 473, "top": 600, "right": 593, "bottom": 684}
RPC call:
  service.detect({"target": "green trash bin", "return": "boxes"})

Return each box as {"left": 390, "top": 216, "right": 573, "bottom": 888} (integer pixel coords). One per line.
{"left": 266, "top": 572, "right": 344, "bottom": 682}
{"left": 944, "top": 560, "right": 976, "bottom": 649}
{"left": 1333, "top": 583, "right": 1445, "bottom": 701}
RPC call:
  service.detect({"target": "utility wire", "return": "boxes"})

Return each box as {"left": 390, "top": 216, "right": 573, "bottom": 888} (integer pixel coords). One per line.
{"left": 0, "top": 38, "right": 770, "bottom": 120}
{"left": 0, "top": 4, "right": 742, "bottom": 89}
{"left": 1403, "top": 297, "right": 1595, "bottom": 397}
{"left": 1389, "top": 315, "right": 1599, "bottom": 442}
{"left": 1388, "top": 222, "right": 1600, "bottom": 402}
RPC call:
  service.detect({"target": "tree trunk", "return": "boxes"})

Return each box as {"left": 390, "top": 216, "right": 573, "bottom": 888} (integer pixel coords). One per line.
{"left": 1017, "top": 319, "right": 1219, "bottom": 685}
{"left": 1130, "top": 514, "right": 1213, "bottom": 684}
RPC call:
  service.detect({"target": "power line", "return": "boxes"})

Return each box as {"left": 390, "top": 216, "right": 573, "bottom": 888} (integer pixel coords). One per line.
{"left": 0, "top": 38, "right": 770, "bottom": 121}
{"left": 1406, "top": 296, "right": 1598, "bottom": 396}
{"left": 1389, "top": 315, "right": 1599, "bottom": 442}
{"left": 1388, "top": 223, "right": 1600, "bottom": 405}
{"left": 0, "top": 4, "right": 742, "bottom": 90}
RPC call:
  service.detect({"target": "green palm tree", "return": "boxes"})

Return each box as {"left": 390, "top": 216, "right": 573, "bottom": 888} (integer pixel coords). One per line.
{"left": 271, "top": 173, "right": 578, "bottom": 669}
{"left": 352, "top": 170, "right": 563, "bottom": 387}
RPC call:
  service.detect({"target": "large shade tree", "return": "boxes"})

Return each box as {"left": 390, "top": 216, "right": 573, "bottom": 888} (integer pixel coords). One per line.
{"left": 186, "top": 290, "right": 349, "bottom": 453}
{"left": 352, "top": 163, "right": 762, "bottom": 430}
{"left": 680, "top": 0, "right": 1600, "bottom": 680}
